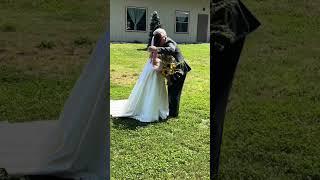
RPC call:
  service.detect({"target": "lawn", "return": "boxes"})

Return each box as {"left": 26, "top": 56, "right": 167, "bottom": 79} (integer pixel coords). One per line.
{"left": 0, "top": 1, "right": 107, "bottom": 122}
{"left": 219, "top": 0, "right": 320, "bottom": 179}
{"left": 110, "top": 43, "right": 210, "bottom": 179}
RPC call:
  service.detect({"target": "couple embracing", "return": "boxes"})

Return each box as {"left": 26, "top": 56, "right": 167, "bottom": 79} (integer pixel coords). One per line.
{"left": 110, "top": 28, "right": 191, "bottom": 122}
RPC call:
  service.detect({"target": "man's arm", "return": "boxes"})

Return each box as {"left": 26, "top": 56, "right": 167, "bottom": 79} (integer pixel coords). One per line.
{"left": 157, "top": 42, "right": 176, "bottom": 55}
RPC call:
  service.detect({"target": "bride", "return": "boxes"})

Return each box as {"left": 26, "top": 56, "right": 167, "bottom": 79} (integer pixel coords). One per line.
{"left": 110, "top": 30, "right": 169, "bottom": 122}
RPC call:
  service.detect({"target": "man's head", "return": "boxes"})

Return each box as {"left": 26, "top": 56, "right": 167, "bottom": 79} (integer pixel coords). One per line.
{"left": 153, "top": 28, "right": 167, "bottom": 46}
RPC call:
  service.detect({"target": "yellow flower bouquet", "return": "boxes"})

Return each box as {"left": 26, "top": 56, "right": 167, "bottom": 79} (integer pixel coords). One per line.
{"left": 157, "top": 54, "right": 181, "bottom": 85}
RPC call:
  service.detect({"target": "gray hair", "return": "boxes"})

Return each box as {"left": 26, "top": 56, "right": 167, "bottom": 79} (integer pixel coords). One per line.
{"left": 153, "top": 28, "right": 167, "bottom": 37}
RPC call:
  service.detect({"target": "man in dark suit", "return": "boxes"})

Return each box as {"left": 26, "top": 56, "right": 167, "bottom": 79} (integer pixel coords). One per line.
{"left": 211, "top": 0, "right": 261, "bottom": 179}
{"left": 149, "top": 28, "right": 191, "bottom": 117}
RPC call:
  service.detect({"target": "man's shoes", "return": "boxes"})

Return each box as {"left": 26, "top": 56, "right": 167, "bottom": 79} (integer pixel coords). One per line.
{"left": 168, "top": 113, "right": 179, "bottom": 118}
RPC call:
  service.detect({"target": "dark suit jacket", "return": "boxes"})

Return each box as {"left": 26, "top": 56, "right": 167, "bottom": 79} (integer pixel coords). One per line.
{"left": 156, "top": 37, "right": 191, "bottom": 74}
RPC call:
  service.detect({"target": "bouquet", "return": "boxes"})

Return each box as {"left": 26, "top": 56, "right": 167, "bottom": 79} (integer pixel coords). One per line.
{"left": 157, "top": 54, "right": 181, "bottom": 85}
{"left": 160, "top": 55, "right": 176, "bottom": 76}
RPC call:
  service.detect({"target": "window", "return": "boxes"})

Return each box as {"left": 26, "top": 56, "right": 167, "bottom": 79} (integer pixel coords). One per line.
{"left": 126, "top": 7, "right": 147, "bottom": 31}
{"left": 175, "top": 11, "right": 189, "bottom": 33}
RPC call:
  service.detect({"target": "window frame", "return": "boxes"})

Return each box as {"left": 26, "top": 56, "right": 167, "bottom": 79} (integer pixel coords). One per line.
{"left": 174, "top": 10, "right": 190, "bottom": 34}
{"left": 125, "top": 6, "right": 148, "bottom": 32}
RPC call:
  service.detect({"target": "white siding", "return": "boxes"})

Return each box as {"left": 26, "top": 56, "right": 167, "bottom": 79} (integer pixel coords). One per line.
{"left": 110, "top": 0, "right": 210, "bottom": 43}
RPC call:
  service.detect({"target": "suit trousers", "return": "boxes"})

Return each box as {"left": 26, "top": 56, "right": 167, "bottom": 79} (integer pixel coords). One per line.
{"left": 211, "top": 37, "right": 246, "bottom": 179}
{"left": 168, "top": 73, "right": 187, "bottom": 117}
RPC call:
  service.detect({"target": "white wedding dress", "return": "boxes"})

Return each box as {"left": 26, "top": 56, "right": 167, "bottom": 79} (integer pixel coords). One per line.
{"left": 110, "top": 58, "right": 169, "bottom": 122}
{"left": 0, "top": 34, "right": 109, "bottom": 180}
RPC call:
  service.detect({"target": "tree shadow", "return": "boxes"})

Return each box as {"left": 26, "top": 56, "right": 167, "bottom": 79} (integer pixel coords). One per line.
{"left": 111, "top": 116, "right": 172, "bottom": 130}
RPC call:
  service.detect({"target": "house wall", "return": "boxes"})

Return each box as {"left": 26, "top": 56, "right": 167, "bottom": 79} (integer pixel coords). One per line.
{"left": 110, "top": 0, "right": 210, "bottom": 43}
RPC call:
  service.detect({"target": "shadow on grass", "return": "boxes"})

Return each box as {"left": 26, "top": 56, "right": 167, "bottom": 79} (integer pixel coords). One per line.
{"left": 111, "top": 116, "right": 172, "bottom": 130}
{"left": 136, "top": 48, "right": 148, "bottom": 51}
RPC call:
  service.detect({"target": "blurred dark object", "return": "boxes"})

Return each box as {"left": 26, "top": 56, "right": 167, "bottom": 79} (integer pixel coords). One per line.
{"left": 211, "top": 0, "right": 261, "bottom": 179}
{"left": 211, "top": 0, "right": 260, "bottom": 51}
{"left": 25, "top": 175, "right": 74, "bottom": 180}
{"left": 0, "top": 168, "right": 8, "bottom": 178}
{"left": 0, "top": 169, "right": 74, "bottom": 180}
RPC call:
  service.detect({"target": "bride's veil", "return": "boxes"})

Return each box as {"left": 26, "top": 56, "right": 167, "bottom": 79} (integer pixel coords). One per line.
{"left": 151, "top": 36, "right": 155, "bottom": 46}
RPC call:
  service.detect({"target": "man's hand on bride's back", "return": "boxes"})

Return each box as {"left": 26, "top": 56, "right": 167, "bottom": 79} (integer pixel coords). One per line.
{"left": 148, "top": 46, "right": 157, "bottom": 52}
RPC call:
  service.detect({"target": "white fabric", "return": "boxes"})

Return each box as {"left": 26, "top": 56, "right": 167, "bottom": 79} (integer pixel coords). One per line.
{"left": 0, "top": 34, "right": 109, "bottom": 180}
{"left": 110, "top": 59, "right": 169, "bottom": 122}
{"left": 151, "top": 36, "right": 155, "bottom": 46}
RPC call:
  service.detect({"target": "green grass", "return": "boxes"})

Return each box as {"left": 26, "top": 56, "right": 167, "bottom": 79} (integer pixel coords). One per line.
{"left": 0, "top": 1, "right": 107, "bottom": 122}
{"left": 110, "top": 43, "right": 210, "bottom": 179}
{"left": 219, "top": 0, "right": 320, "bottom": 179}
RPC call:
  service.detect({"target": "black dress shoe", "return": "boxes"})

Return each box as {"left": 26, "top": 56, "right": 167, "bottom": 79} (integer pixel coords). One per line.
{"left": 168, "top": 113, "right": 179, "bottom": 118}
